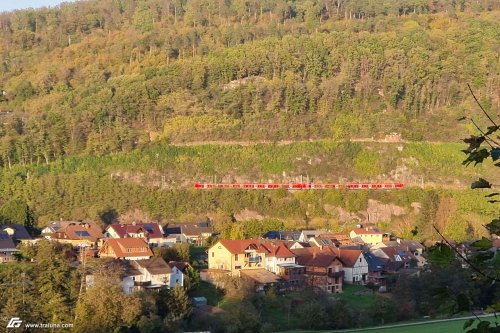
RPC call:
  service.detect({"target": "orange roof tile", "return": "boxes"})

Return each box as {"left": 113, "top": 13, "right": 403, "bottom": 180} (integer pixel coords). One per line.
{"left": 291, "top": 247, "right": 339, "bottom": 267}
{"left": 331, "top": 248, "right": 362, "bottom": 267}
{"left": 351, "top": 227, "right": 384, "bottom": 235}
{"left": 217, "top": 240, "right": 264, "bottom": 254}
{"left": 100, "top": 238, "right": 153, "bottom": 258}
{"left": 54, "top": 224, "right": 103, "bottom": 242}
{"left": 260, "top": 242, "right": 296, "bottom": 258}
{"left": 217, "top": 240, "right": 296, "bottom": 258}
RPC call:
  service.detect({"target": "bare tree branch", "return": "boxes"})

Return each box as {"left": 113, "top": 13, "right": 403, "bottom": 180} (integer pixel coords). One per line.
{"left": 468, "top": 83, "right": 499, "bottom": 128}
{"left": 469, "top": 118, "right": 499, "bottom": 147}
{"left": 432, "top": 225, "right": 500, "bottom": 283}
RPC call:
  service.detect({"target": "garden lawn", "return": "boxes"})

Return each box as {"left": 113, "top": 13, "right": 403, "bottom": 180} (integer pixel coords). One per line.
{"left": 332, "top": 284, "right": 378, "bottom": 311}
{"left": 281, "top": 316, "right": 497, "bottom": 333}
{"left": 188, "top": 281, "right": 223, "bottom": 306}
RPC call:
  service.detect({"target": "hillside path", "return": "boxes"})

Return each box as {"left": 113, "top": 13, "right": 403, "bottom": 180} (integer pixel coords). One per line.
{"left": 168, "top": 138, "right": 448, "bottom": 146}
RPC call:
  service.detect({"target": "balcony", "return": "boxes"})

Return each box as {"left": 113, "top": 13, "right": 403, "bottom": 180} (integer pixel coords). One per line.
{"left": 327, "top": 271, "right": 344, "bottom": 278}
{"left": 246, "top": 256, "right": 261, "bottom": 263}
{"left": 134, "top": 280, "right": 152, "bottom": 287}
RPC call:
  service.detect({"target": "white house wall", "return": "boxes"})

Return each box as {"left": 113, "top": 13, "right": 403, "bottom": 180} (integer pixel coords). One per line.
{"left": 343, "top": 255, "right": 369, "bottom": 284}
{"left": 169, "top": 268, "right": 184, "bottom": 288}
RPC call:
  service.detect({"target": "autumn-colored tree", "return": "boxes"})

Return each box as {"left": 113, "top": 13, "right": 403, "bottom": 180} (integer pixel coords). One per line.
{"left": 74, "top": 262, "right": 142, "bottom": 333}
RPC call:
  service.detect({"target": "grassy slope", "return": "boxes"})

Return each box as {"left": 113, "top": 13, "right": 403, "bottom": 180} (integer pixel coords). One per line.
{"left": 334, "top": 284, "right": 378, "bottom": 311}
{"left": 283, "top": 317, "right": 498, "bottom": 333}
{"left": 12, "top": 140, "right": 497, "bottom": 187}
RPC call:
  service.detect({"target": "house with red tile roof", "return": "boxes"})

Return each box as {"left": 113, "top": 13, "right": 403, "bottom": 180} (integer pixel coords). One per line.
{"left": 291, "top": 246, "right": 344, "bottom": 293}
{"left": 372, "top": 239, "right": 426, "bottom": 267}
{"left": 310, "top": 233, "right": 358, "bottom": 248}
{"left": 350, "top": 227, "right": 390, "bottom": 246}
{"left": 48, "top": 222, "right": 103, "bottom": 248}
{"left": 331, "top": 248, "right": 368, "bottom": 284}
{"left": 105, "top": 222, "right": 171, "bottom": 247}
{"left": 370, "top": 246, "right": 418, "bottom": 272}
{"left": 98, "top": 238, "right": 153, "bottom": 260}
{"left": 208, "top": 240, "right": 305, "bottom": 287}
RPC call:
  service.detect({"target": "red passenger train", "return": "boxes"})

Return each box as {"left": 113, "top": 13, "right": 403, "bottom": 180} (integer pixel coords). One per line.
{"left": 194, "top": 183, "right": 404, "bottom": 190}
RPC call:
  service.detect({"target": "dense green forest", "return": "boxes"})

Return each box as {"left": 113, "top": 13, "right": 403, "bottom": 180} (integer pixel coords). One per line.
{"left": 0, "top": 0, "right": 498, "bottom": 243}
{"left": 0, "top": 0, "right": 498, "bottom": 166}
{"left": 0, "top": 140, "right": 496, "bottom": 242}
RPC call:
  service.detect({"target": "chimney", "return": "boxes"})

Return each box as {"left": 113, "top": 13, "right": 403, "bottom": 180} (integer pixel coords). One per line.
{"left": 132, "top": 221, "right": 136, "bottom": 226}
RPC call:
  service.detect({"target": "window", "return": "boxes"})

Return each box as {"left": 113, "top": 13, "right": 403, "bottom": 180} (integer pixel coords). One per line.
{"left": 212, "top": 252, "right": 214, "bottom": 258}
{"left": 359, "top": 257, "right": 362, "bottom": 263}
{"left": 127, "top": 248, "right": 132, "bottom": 253}
{"left": 176, "top": 279, "right": 179, "bottom": 283}
{"left": 235, "top": 254, "right": 239, "bottom": 261}
{"left": 235, "top": 265, "right": 242, "bottom": 270}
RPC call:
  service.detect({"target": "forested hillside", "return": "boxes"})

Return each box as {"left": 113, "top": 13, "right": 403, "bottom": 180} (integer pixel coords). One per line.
{"left": 0, "top": 0, "right": 498, "bottom": 242}
{"left": 0, "top": 0, "right": 499, "bottom": 166}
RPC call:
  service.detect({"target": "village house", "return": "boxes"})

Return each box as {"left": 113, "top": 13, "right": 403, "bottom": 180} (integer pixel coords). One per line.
{"left": 240, "top": 268, "right": 282, "bottom": 292}
{"left": 298, "top": 229, "right": 329, "bottom": 243}
{"left": 0, "top": 224, "right": 32, "bottom": 243}
{"left": 310, "top": 233, "right": 358, "bottom": 248}
{"left": 42, "top": 220, "right": 99, "bottom": 235}
{"left": 370, "top": 246, "right": 418, "bottom": 270}
{"left": 364, "top": 252, "right": 386, "bottom": 285}
{"left": 121, "top": 258, "right": 184, "bottom": 294}
{"left": 85, "top": 258, "right": 184, "bottom": 294}
{"left": 262, "top": 230, "right": 301, "bottom": 241}
{"left": 207, "top": 240, "right": 305, "bottom": 287}
{"left": 164, "top": 222, "right": 216, "bottom": 245}
{"left": 47, "top": 222, "right": 104, "bottom": 248}
{"left": 105, "top": 222, "right": 171, "bottom": 247}
{"left": 292, "top": 246, "right": 344, "bottom": 293}
{"left": 331, "top": 248, "right": 369, "bottom": 284}
{"left": 287, "top": 241, "right": 312, "bottom": 250}
{"left": 372, "top": 239, "right": 426, "bottom": 267}
{"left": 349, "top": 227, "right": 389, "bottom": 246}
{"left": 0, "top": 239, "right": 19, "bottom": 263}
{"left": 99, "top": 238, "right": 153, "bottom": 260}
{"left": 168, "top": 261, "right": 191, "bottom": 275}
{"left": 369, "top": 246, "right": 419, "bottom": 287}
